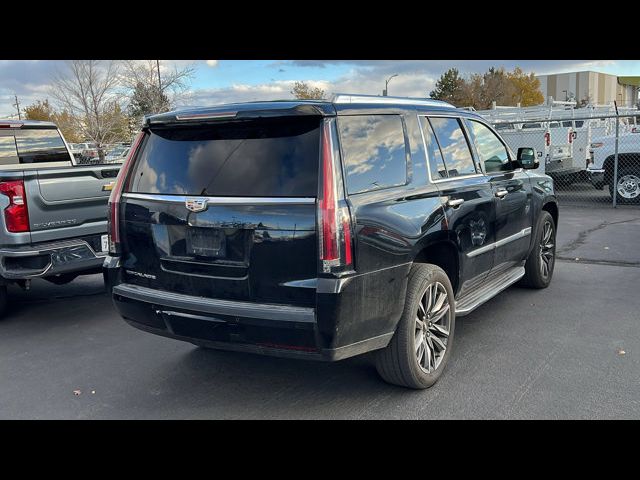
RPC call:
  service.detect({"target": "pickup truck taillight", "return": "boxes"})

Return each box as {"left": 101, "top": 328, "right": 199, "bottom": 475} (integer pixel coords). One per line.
{"left": 0, "top": 180, "right": 29, "bottom": 233}
{"left": 318, "top": 120, "right": 353, "bottom": 273}
{"left": 108, "top": 132, "right": 144, "bottom": 255}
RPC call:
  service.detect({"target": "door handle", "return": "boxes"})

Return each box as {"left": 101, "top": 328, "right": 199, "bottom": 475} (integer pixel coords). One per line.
{"left": 447, "top": 198, "right": 465, "bottom": 208}
{"left": 495, "top": 189, "right": 508, "bottom": 199}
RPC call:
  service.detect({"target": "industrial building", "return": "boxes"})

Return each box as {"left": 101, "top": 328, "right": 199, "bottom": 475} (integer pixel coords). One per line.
{"left": 537, "top": 71, "right": 640, "bottom": 107}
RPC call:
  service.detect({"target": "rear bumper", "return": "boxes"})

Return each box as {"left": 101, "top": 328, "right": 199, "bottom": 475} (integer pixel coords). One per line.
{"left": 0, "top": 238, "right": 106, "bottom": 280}
{"left": 110, "top": 281, "right": 392, "bottom": 361}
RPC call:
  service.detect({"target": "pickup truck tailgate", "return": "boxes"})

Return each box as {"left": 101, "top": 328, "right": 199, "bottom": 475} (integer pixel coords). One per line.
{"left": 37, "top": 165, "right": 119, "bottom": 202}
{"left": 26, "top": 165, "right": 120, "bottom": 242}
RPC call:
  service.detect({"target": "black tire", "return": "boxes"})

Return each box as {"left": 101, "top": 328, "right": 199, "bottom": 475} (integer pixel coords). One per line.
{"left": 0, "top": 286, "right": 8, "bottom": 319}
{"left": 375, "top": 264, "right": 455, "bottom": 389}
{"left": 609, "top": 167, "right": 640, "bottom": 205}
{"left": 520, "top": 211, "right": 556, "bottom": 289}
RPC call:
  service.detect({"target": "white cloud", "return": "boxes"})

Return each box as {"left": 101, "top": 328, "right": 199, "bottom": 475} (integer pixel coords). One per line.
{"left": 178, "top": 70, "right": 435, "bottom": 108}
{"left": 179, "top": 79, "right": 335, "bottom": 107}
{"left": 206, "top": 60, "right": 219, "bottom": 67}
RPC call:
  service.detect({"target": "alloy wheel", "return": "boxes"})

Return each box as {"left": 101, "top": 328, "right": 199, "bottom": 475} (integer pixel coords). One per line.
{"left": 539, "top": 220, "right": 555, "bottom": 279}
{"left": 414, "top": 282, "right": 451, "bottom": 374}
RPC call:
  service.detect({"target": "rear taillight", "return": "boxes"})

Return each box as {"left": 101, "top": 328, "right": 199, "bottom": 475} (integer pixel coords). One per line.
{"left": 318, "top": 120, "right": 353, "bottom": 274}
{"left": 108, "top": 132, "right": 144, "bottom": 255}
{"left": 0, "top": 180, "right": 29, "bottom": 233}
{"left": 319, "top": 123, "right": 338, "bottom": 261}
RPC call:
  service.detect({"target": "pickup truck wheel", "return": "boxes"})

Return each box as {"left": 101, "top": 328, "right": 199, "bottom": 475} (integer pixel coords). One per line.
{"left": 609, "top": 167, "right": 640, "bottom": 204}
{"left": 520, "top": 211, "right": 555, "bottom": 289}
{"left": 375, "top": 264, "right": 455, "bottom": 389}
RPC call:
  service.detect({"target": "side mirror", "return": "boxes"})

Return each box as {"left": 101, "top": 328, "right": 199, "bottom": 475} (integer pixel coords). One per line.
{"left": 517, "top": 147, "right": 539, "bottom": 169}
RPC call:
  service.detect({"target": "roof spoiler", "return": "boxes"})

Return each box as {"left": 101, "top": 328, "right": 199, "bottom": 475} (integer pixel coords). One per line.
{"left": 145, "top": 103, "right": 332, "bottom": 127}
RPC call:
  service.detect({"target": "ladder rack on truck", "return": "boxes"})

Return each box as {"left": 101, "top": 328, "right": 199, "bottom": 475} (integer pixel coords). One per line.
{"left": 474, "top": 99, "right": 639, "bottom": 183}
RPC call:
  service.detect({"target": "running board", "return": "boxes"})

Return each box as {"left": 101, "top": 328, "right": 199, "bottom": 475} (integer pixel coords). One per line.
{"left": 455, "top": 266, "right": 525, "bottom": 316}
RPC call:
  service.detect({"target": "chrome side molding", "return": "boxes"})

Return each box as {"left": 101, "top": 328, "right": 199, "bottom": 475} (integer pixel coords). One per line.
{"left": 467, "top": 227, "right": 532, "bottom": 258}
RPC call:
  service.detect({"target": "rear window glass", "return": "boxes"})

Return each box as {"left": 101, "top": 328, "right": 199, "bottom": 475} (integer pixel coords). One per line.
{"left": 14, "top": 128, "right": 69, "bottom": 163}
{"left": 337, "top": 115, "right": 407, "bottom": 195}
{"left": 0, "top": 136, "right": 18, "bottom": 165}
{"left": 127, "top": 117, "right": 321, "bottom": 197}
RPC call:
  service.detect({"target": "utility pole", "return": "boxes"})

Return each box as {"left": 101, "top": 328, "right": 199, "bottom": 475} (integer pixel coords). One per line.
{"left": 13, "top": 94, "right": 21, "bottom": 120}
{"left": 156, "top": 60, "right": 162, "bottom": 91}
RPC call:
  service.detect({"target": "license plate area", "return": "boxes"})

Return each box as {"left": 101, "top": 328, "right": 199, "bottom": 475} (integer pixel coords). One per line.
{"left": 101, "top": 234, "right": 109, "bottom": 253}
{"left": 186, "top": 227, "right": 226, "bottom": 258}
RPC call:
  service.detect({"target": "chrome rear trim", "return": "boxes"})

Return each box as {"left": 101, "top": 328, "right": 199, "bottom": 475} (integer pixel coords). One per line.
{"left": 122, "top": 193, "right": 316, "bottom": 205}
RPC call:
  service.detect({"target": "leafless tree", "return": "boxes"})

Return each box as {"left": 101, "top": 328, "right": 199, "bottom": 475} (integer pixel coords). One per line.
{"left": 119, "top": 60, "right": 195, "bottom": 117}
{"left": 50, "top": 60, "right": 127, "bottom": 161}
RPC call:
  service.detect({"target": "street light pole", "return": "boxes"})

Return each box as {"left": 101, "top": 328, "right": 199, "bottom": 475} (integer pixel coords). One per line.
{"left": 383, "top": 74, "right": 398, "bottom": 97}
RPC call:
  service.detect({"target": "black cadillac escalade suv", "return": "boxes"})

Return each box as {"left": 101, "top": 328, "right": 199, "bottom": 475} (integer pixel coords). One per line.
{"left": 104, "top": 94, "right": 558, "bottom": 389}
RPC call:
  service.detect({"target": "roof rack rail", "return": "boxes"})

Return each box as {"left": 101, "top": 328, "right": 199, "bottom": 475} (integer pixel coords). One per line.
{"left": 331, "top": 93, "right": 455, "bottom": 109}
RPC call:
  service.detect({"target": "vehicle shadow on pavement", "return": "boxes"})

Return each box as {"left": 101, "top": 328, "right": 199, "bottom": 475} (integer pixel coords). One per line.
{"left": 119, "top": 317, "right": 485, "bottom": 419}
{"left": 5, "top": 276, "right": 107, "bottom": 319}
{"left": 154, "top": 347, "right": 400, "bottom": 419}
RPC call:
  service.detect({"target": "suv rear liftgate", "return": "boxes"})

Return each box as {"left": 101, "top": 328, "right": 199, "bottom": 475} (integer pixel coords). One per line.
{"left": 108, "top": 104, "right": 360, "bottom": 357}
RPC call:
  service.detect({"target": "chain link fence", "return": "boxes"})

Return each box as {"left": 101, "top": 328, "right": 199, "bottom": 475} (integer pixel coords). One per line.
{"left": 480, "top": 109, "right": 640, "bottom": 208}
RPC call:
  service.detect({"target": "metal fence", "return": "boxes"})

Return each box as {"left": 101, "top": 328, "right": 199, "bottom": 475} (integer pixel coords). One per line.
{"left": 484, "top": 111, "right": 640, "bottom": 208}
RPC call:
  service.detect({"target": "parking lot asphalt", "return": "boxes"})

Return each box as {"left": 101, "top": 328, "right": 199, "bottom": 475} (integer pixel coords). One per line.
{"left": 0, "top": 205, "right": 639, "bottom": 419}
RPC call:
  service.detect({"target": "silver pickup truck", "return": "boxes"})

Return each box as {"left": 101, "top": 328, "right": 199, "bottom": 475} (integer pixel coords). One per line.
{"left": 0, "top": 119, "right": 122, "bottom": 316}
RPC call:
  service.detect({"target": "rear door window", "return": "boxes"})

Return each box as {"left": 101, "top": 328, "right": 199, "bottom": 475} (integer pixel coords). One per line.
{"left": 337, "top": 115, "right": 407, "bottom": 194}
{"left": 419, "top": 117, "right": 447, "bottom": 180}
{"left": 14, "top": 128, "right": 70, "bottom": 163}
{"left": 428, "top": 117, "right": 477, "bottom": 177}
{"left": 127, "top": 117, "right": 321, "bottom": 197}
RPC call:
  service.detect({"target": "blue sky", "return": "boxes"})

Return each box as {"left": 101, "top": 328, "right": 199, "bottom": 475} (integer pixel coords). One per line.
{"left": 1, "top": 60, "right": 638, "bottom": 117}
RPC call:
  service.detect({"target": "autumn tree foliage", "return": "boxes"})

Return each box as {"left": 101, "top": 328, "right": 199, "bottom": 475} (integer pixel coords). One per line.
{"left": 430, "top": 66, "right": 544, "bottom": 109}
{"left": 23, "top": 99, "right": 83, "bottom": 143}
{"left": 291, "top": 81, "right": 325, "bottom": 100}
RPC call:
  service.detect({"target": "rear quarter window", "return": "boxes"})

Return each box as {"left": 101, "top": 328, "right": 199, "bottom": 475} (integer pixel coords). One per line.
{"left": 127, "top": 117, "right": 321, "bottom": 197}
{"left": 337, "top": 115, "right": 408, "bottom": 195}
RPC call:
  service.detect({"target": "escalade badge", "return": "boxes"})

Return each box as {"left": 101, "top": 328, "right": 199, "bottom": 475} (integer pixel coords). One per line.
{"left": 185, "top": 198, "right": 208, "bottom": 213}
